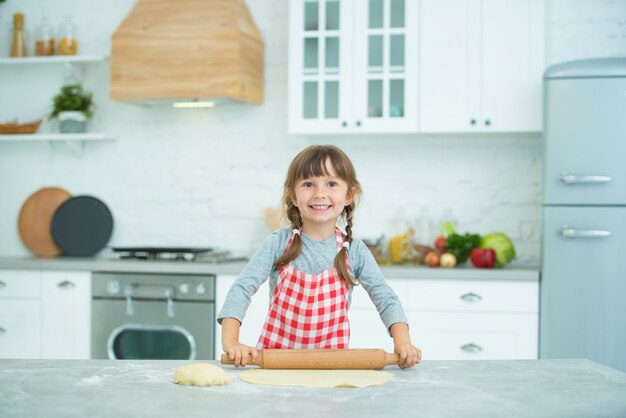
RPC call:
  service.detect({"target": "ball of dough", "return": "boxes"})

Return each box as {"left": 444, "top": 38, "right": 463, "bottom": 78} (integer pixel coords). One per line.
{"left": 172, "top": 364, "right": 233, "bottom": 386}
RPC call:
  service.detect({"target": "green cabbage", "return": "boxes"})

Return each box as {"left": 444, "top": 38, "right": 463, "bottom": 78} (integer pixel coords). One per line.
{"left": 480, "top": 233, "right": 516, "bottom": 267}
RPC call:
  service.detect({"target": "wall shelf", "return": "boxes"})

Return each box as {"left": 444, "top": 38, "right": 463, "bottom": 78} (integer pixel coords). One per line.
{"left": 0, "top": 133, "right": 115, "bottom": 142}
{"left": 0, "top": 55, "right": 108, "bottom": 66}
{"left": 0, "top": 133, "right": 116, "bottom": 156}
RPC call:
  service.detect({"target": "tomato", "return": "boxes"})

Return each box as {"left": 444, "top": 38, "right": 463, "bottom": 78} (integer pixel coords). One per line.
{"left": 434, "top": 236, "right": 447, "bottom": 253}
{"left": 470, "top": 248, "right": 496, "bottom": 268}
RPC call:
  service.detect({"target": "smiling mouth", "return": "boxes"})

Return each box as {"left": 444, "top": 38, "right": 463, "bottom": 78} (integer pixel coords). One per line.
{"left": 310, "top": 204, "right": 331, "bottom": 210}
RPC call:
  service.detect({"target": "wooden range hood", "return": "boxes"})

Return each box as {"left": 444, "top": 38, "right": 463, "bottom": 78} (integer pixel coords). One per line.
{"left": 110, "top": 0, "right": 263, "bottom": 104}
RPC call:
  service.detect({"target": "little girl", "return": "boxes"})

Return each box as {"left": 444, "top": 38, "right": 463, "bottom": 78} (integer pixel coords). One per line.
{"left": 217, "top": 145, "right": 421, "bottom": 369}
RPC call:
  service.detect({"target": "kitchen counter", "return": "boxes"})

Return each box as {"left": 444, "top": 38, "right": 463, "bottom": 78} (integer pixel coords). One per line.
{"left": 1, "top": 359, "right": 624, "bottom": 417}
{"left": 0, "top": 256, "right": 540, "bottom": 281}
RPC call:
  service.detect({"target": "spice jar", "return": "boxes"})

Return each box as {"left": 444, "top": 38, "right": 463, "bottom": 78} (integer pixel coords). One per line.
{"left": 57, "top": 16, "right": 78, "bottom": 55}
{"left": 35, "top": 17, "right": 55, "bottom": 56}
{"left": 10, "top": 12, "right": 28, "bottom": 57}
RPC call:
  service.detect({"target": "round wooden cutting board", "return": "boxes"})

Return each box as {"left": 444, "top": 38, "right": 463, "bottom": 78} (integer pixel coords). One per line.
{"left": 18, "top": 187, "right": 72, "bottom": 256}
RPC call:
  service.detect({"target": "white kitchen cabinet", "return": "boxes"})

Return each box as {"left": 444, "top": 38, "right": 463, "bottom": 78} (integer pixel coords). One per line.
{"left": 214, "top": 274, "right": 270, "bottom": 360}
{"left": 348, "top": 278, "right": 407, "bottom": 352}
{"left": 0, "top": 270, "right": 42, "bottom": 359}
{"left": 288, "top": 0, "right": 419, "bottom": 134}
{"left": 419, "top": 0, "right": 544, "bottom": 133}
{"left": 0, "top": 269, "right": 91, "bottom": 359}
{"left": 41, "top": 271, "right": 91, "bottom": 359}
{"left": 349, "top": 276, "right": 539, "bottom": 360}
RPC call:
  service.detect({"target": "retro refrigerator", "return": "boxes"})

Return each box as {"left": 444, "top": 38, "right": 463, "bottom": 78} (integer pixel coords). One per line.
{"left": 541, "top": 58, "right": 626, "bottom": 372}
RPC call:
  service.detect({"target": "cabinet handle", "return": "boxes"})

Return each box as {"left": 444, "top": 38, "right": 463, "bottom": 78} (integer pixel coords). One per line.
{"left": 470, "top": 118, "right": 476, "bottom": 125}
{"left": 560, "top": 173, "right": 612, "bottom": 184}
{"left": 460, "top": 292, "right": 482, "bottom": 303}
{"left": 342, "top": 121, "right": 348, "bottom": 127}
{"left": 57, "top": 280, "right": 76, "bottom": 289}
{"left": 461, "top": 343, "right": 482, "bottom": 353}
{"left": 0, "top": 327, "right": 6, "bottom": 336}
{"left": 484, "top": 119, "right": 491, "bottom": 126}
{"left": 559, "top": 227, "right": 611, "bottom": 238}
{"left": 0, "top": 280, "right": 6, "bottom": 288}
{"left": 355, "top": 120, "right": 361, "bottom": 127}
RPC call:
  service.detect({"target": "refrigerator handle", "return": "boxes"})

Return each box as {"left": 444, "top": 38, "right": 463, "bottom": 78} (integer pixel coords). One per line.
{"left": 560, "top": 173, "right": 612, "bottom": 184}
{"left": 559, "top": 227, "right": 611, "bottom": 238}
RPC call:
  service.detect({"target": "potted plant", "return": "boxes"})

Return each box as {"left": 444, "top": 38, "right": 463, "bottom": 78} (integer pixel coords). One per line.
{"left": 49, "top": 83, "right": 94, "bottom": 133}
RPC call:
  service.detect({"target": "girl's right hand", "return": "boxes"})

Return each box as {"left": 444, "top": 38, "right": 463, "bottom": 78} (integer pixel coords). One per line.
{"left": 224, "top": 343, "right": 259, "bottom": 367}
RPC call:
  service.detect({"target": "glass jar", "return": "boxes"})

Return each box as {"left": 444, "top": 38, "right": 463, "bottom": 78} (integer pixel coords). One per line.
{"left": 10, "top": 12, "right": 28, "bottom": 57}
{"left": 35, "top": 17, "right": 55, "bottom": 56}
{"left": 57, "top": 16, "right": 78, "bottom": 55}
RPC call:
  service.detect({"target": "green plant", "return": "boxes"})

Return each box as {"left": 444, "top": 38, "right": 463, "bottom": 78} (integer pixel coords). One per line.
{"left": 49, "top": 83, "right": 94, "bottom": 119}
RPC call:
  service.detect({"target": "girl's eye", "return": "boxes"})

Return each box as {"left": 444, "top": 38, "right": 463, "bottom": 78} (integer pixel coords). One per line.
{"left": 328, "top": 181, "right": 338, "bottom": 187}
{"left": 302, "top": 182, "right": 313, "bottom": 188}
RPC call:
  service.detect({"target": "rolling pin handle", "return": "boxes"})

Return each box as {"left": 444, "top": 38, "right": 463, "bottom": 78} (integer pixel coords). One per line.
{"left": 385, "top": 351, "right": 401, "bottom": 366}
{"left": 221, "top": 353, "right": 262, "bottom": 367}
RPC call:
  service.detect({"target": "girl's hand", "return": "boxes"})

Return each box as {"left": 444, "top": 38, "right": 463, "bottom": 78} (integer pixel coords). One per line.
{"left": 394, "top": 342, "right": 422, "bottom": 369}
{"left": 390, "top": 322, "right": 421, "bottom": 369}
{"left": 224, "top": 343, "right": 258, "bottom": 367}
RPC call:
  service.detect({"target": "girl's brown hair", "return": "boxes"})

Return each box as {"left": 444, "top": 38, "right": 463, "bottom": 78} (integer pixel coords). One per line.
{"left": 273, "top": 145, "right": 361, "bottom": 285}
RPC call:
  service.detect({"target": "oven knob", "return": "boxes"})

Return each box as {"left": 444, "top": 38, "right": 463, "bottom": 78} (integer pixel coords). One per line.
{"left": 107, "top": 280, "right": 121, "bottom": 295}
{"left": 178, "top": 282, "right": 190, "bottom": 294}
{"left": 196, "top": 283, "right": 207, "bottom": 295}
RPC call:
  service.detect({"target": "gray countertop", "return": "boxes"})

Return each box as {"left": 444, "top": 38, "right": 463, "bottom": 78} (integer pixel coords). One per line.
{"left": 0, "top": 256, "right": 540, "bottom": 281}
{"left": 1, "top": 359, "right": 623, "bottom": 417}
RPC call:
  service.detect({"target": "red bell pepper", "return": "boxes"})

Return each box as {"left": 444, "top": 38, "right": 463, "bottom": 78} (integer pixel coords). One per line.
{"left": 470, "top": 248, "right": 496, "bottom": 269}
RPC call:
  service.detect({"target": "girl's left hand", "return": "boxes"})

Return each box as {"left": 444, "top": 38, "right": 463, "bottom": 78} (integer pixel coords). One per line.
{"left": 394, "top": 343, "right": 421, "bottom": 369}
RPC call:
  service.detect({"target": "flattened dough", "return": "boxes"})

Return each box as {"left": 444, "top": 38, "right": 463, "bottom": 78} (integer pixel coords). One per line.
{"left": 239, "top": 369, "right": 393, "bottom": 388}
{"left": 172, "top": 364, "right": 233, "bottom": 386}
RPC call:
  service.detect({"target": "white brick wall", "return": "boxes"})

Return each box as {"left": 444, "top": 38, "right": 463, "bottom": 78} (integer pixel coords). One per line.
{"left": 1, "top": 0, "right": 625, "bottom": 265}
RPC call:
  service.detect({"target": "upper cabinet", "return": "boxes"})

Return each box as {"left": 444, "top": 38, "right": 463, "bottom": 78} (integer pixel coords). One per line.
{"left": 288, "top": 0, "right": 419, "bottom": 134}
{"left": 419, "top": 0, "right": 544, "bottom": 133}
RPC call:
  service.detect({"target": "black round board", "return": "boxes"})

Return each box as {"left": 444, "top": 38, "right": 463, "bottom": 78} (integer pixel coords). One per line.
{"left": 51, "top": 195, "right": 114, "bottom": 257}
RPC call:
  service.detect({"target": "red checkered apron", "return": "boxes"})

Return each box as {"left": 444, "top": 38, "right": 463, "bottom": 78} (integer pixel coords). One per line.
{"left": 257, "top": 229, "right": 351, "bottom": 349}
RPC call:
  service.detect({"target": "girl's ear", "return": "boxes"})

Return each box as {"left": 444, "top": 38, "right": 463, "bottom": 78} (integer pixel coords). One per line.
{"left": 288, "top": 191, "right": 298, "bottom": 207}
{"left": 345, "top": 188, "right": 355, "bottom": 206}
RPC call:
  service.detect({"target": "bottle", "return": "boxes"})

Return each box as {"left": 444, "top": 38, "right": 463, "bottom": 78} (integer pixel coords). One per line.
{"left": 414, "top": 208, "right": 435, "bottom": 245}
{"left": 57, "top": 16, "right": 78, "bottom": 55}
{"left": 35, "top": 17, "right": 55, "bottom": 56}
{"left": 10, "top": 12, "right": 28, "bottom": 58}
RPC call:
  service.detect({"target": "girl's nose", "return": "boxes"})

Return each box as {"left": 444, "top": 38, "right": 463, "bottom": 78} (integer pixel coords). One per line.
{"left": 313, "top": 186, "right": 326, "bottom": 198}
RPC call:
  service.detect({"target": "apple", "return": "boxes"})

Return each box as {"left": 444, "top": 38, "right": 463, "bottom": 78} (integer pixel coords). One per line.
{"left": 434, "top": 236, "right": 447, "bottom": 253}
{"left": 425, "top": 251, "right": 440, "bottom": 268}
{"left": 440, "top": 253, "right": 457, "bottom": 268}
{"left": 470, "top": 248, "right": 496, "bottom": 268}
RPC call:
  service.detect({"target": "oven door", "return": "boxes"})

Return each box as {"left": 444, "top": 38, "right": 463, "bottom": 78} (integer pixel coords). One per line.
{"left": 91, "top": 299, "right": 214, "bottom": 360}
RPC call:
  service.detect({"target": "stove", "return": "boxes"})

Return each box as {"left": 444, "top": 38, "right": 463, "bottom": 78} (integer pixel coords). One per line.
{"left": 110, "top": 247, "right": 247, "bottom": 263}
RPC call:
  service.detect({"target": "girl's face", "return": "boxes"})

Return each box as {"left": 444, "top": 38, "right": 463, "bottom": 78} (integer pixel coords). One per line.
{"left": 291, "top": 160, "right": 353, "bottom": 233}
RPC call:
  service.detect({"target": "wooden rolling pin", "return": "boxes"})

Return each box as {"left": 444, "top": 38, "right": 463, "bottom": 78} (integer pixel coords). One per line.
{"left": 220, "top": 349, "right": 400, "bottom": 369}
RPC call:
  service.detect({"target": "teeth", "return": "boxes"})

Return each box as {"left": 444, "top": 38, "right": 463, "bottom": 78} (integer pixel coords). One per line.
{"left": 311, "top": 205, "right": 330, "bottom": 210}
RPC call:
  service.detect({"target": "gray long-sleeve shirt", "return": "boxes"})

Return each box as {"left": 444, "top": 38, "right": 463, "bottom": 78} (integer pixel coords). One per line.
{"left": 217, "top": 228, "right": 408, "bottom": 336}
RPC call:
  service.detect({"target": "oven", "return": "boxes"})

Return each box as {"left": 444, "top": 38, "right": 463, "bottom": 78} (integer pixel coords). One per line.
{"left": 91, "top": 272, "right": 215, "bottom": 360}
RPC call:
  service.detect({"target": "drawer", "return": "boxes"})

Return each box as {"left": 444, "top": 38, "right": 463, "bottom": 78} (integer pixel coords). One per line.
{"left": 0, "top": 270, "right": 42, "bottom": 298}
{"left": 405, "top": 279, "right": 538, "bottom": 313}
{"left": 407, "top": 311, "right": 538, "bottom": 360}
{"left": 0, "top": 299, "right": 42, "bottom": 358}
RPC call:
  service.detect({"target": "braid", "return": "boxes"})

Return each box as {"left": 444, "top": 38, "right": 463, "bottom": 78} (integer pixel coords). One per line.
{"left": 273, "top": 201, "right": 304, "bottom": 269}
{"left": 334, "top": 204, "right": 358, "bottom": 286}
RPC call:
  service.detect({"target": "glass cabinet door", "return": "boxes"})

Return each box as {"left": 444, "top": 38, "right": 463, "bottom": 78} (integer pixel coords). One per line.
{"left": 353, "top": 0, "right": 418, "bottom": 132}
{"left": 289, "top": 0, "right": 353, "bottom": 133}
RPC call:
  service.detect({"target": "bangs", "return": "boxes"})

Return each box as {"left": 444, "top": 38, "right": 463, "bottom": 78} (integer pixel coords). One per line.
{"left": 293, "top": 147, "right": 351, "bottom": 181}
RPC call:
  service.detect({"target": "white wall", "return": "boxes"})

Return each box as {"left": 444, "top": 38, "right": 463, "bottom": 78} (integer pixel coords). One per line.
{"left": 0, "top": 0, "right": 625, "bottom": 264}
